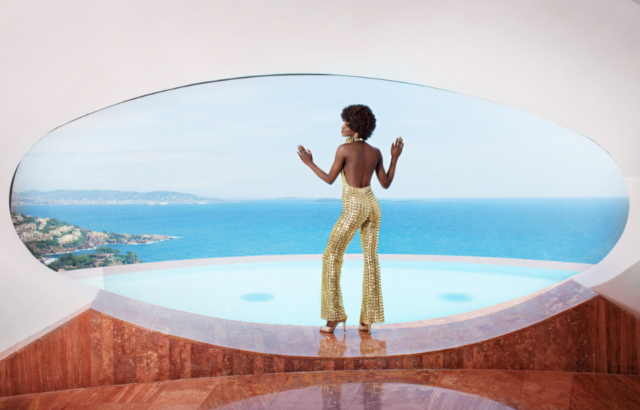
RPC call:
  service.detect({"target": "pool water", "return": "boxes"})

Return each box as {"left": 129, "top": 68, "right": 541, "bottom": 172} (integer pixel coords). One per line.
{"left": 81, "top": 260, "right": 576, "bottom": 325}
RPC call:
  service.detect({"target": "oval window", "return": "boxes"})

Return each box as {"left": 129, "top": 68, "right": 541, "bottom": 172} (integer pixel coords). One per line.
{"left": 9, "top": 74, "right": 629, "bottom": 324}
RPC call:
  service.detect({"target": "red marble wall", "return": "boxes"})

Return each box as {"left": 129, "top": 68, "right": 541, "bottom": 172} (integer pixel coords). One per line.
{"left": 0, "top": 296, "right": 638, "bottom": 398}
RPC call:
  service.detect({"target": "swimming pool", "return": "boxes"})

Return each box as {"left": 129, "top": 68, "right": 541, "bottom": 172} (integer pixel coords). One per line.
{"left": 80, "top": 260, "right": 579, "bottom": 326}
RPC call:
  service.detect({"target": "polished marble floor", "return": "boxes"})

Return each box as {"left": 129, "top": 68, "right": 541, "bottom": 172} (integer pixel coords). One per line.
{"left": 1, "top": 369, "right": 639, "bottom": 409}
{"left": 85, "top": 277, "right": 597, "bottom": 357}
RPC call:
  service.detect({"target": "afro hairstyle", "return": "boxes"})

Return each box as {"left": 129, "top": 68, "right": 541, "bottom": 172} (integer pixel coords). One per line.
{"left": 341, "top": 104, "right": 377, "bottom": 141}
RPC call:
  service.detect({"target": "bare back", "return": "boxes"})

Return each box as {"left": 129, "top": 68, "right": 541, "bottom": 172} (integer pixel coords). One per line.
{"left": 341, "top": 141, "right": 380, "bottom": 188}
{"left": 297, "top": 135, "right": 402, "bottom": 190}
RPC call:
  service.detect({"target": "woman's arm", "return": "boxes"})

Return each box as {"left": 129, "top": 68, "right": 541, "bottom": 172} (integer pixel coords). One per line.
{"left": 298, "top": 144, "right": 347, "bottom": 184}
{"left": 375, "top": 137, "right": 404, "bottom": 189}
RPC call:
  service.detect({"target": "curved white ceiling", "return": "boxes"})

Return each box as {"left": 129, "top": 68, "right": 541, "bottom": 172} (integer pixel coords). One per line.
{"left": 1, "top": 0, "right": 639, "bottom": 356}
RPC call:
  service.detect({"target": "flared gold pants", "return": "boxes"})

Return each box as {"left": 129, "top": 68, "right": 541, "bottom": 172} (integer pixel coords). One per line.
{"left": 320, "top": 170, "right": 384, "bottom": 324}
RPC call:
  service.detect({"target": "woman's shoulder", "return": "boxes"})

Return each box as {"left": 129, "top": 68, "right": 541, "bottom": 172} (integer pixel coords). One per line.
{"left": 337, "top": 141, "right": 380, "bottom": 154}
{"left": 366, "top": 143, "right": 381, "bottom": 154}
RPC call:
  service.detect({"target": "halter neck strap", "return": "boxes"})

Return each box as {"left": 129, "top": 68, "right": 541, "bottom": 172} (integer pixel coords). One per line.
{"left": 345, "top": 136, "right": 364, "bottom": 144}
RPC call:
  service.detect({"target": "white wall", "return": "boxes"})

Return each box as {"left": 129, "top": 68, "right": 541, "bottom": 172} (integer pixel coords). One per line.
{"left": 574, "top": 176, "right": 640, "bottom": 312}
{"left": 1, "top": 0, "right": 639, "bottom": 357}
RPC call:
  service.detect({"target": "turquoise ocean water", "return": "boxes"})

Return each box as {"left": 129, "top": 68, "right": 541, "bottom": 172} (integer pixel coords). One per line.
{"left": 12, "top": 197, "right": 629, "bottom": 264}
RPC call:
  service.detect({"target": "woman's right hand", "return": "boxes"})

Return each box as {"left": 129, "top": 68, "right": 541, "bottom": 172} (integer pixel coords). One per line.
{"left": 391, "top": 137, "right": 404, "bottom": 158}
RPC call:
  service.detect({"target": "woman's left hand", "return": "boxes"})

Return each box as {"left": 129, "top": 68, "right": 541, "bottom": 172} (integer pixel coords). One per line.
{"left": 297, "top": 145, "right": 313, "bottom": 166}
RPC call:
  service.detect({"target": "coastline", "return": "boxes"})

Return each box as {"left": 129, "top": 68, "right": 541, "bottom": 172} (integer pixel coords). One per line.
{"left": 11, "top": 202, "right": 239, "bottom": 206}
{"left": 41, "top": 236, "right": 182, "bottom": 257}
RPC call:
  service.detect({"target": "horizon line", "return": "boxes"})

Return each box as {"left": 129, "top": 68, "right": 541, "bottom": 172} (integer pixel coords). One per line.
{"left": 10, "top": 195, "right": 630, "bottom": 204}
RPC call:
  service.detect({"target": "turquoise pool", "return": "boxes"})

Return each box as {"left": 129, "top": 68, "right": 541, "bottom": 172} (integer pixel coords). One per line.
{"left": 81, "top": 260, "right": 577, "bottom": 325}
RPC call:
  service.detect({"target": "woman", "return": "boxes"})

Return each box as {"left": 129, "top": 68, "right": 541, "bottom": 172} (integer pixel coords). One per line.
{"left": 297, "top": 104, "right": 404, "bottom": 334}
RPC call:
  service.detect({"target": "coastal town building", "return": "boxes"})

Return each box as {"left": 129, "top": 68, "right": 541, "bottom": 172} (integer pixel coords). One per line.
{"left": 15, "top": 223, "right": 36, "bottom": 233}
{"left": 18, "top": 232, "right": 53, "bottom": 242}
{"left": 49, "top": 225, "right": 73, "bottom": 236}
{"left": 57, "top": 234, "right": 76, "bottom": 245}
{"left": 36, "top": 217, "right": 48, "bottom": 230}
{"left": 11, "top": 212, "right": 171, "bottom": 262}
{"left": 86, "top": 231, "right": 109, "bottom": 241}
{"left": 94, "top": 253, "right": 114, "bottom": 262}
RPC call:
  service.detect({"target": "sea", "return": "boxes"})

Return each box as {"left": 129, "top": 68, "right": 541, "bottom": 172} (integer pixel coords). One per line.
{"left": 11, "top": 197, "right": 629, "bottom": 265}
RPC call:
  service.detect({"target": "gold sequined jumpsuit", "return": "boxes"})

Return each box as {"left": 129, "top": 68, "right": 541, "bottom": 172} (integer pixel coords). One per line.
{"left": 320, "top": 137, "right": 385, "bottom": 325}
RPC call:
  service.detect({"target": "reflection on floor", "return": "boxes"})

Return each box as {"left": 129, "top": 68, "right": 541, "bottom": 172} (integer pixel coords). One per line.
{"left": 0, "top": 369, "right": 639, "bottom": 409}
{"left": 86, "top": 277, "right": 599, "bottom": 357}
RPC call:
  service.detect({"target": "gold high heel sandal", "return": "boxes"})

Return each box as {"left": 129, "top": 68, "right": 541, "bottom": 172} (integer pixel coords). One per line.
{"left": 359, "top": 322, "right": 372, "bottom": 335}
{"left": 320, "top": 319, "right": 347, "bottom": 333}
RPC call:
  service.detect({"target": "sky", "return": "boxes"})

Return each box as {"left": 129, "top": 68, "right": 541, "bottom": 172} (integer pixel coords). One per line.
{"left": 13, "top": 74, "right": 628, "bottom": 199}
